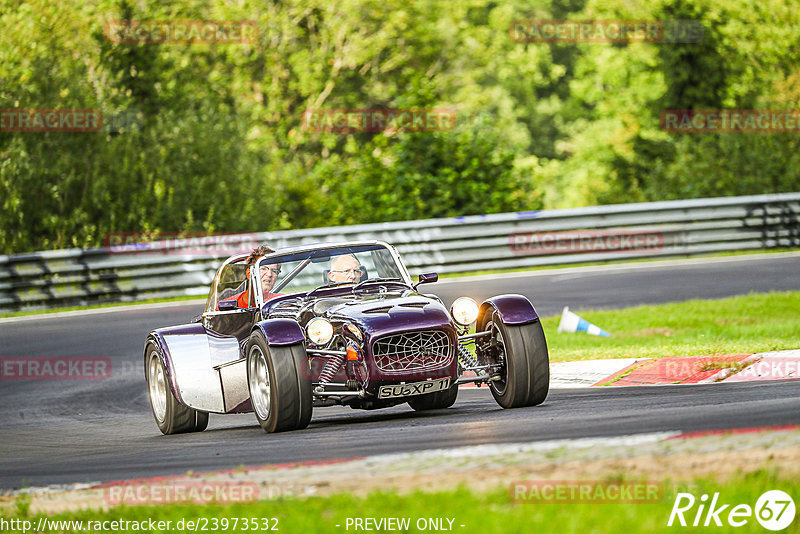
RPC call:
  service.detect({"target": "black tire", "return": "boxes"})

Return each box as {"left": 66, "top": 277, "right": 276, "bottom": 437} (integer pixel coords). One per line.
{"left": 246, "top": 330, "right": 312, "bottom": 433}
{"left": 407, "top": 381, "right": 459, "bottom": 411}
{"left": 483, "top": 315, "right": 549, "bottom": 409}
{"left": 145, "top": 343, "right": 209, "bottom": 435}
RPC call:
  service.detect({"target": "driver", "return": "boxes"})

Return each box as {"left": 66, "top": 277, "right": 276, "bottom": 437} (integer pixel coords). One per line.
{"left": 328, "top": 254, "right": 362, "bottom": 284}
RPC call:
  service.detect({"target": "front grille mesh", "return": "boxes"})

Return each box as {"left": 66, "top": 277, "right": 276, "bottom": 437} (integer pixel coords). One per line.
{"left": 372, "top": 330, "right": 453, "bottom": 373}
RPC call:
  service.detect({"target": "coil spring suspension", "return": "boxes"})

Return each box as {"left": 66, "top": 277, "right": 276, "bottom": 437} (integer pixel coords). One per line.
{"left": 345, "top": 379, "right": 360, "bottom": 390}
{"left": 318, "top": 353, "right": 346, "bottom": 385}
{"left": 457, "top": 343, "right": 479, "bottom": 373}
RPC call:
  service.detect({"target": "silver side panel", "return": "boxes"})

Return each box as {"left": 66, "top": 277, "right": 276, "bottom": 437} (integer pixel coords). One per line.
{"left": 218, "top": 360, "right": 249, "bottom": 412}
{"left": 162, "top": 334, "right": 225, "bottom": 413}
{"left": 208, "top": 334, "right": 244, "bottom": 367}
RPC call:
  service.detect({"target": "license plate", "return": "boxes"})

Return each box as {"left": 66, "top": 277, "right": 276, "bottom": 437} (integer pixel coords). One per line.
{"left": 378, "top": 378, "right": 450, "bottom": 399}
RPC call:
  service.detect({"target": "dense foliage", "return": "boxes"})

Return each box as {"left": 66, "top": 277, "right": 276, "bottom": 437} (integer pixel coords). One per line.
{"left": 1, "top": 0, "right": 798, "bottom": 253}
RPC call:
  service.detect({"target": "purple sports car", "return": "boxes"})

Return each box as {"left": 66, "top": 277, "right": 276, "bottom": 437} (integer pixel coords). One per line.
{"left": 144, "top": 241, "right": 549, "bottom": 434}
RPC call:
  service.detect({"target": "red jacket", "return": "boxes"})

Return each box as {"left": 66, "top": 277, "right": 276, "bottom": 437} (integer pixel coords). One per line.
{"left": 218, "top": 290, "right": 282, "bottom": 310}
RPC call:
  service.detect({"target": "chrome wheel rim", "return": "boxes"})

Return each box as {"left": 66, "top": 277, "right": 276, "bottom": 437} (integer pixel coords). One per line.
{"left": 248, "top": 345, "right": 271, "bottom": 421}
{"left": 148, "top": 351, "right": 167, "bottom": 423}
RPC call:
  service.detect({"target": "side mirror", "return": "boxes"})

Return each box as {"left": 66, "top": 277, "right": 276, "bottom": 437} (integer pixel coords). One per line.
{"left": 414, "top": 272, "right": 438, "bottom": 289}
{"left": 217, "top": 299, "right": 239, "bottom": 311}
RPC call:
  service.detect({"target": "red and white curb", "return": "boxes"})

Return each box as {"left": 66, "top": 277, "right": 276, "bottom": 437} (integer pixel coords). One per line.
{"left": 528, "top": 349, "right": 800, "bottom": 389}
{"left": 723, "top": 350, "right": 800, "bottom": 382}
{"left": 549, "top": 358, "right": 641, "bottom": 388}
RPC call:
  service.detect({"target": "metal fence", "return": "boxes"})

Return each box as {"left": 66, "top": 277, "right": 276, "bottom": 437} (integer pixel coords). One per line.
{"left": 2, "top": 193, "right": 799, "bottom": 313}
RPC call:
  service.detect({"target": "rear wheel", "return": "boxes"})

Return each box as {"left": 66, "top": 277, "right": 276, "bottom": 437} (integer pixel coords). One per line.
{"left": 407, "top": 381, "right": 459, "bottom": 411}
{"left": 481, "top": 313, "right": 549, "bottom": 409}
{"left": 246, "top": 330, "right": 312, "bottom": 433}
{"left": 146, "top": 343, "right": 209, "bottom": 435}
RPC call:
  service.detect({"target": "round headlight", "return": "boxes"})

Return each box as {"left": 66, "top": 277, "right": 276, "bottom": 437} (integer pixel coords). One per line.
{"left": 307, "top": 317, "right": 334, "bottom": 345}
{"left": 451, "top": 297, "right": 479, "bottom": 326}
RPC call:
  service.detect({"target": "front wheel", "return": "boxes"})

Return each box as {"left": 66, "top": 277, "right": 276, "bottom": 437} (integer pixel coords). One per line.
{"left": 480, "top": 314, "right": 549, "bottom": 409}
{"left": 246, "top": 330, "right": 312, "bottom": 433}
{"left": 146, "top": 343, "right": 209, "bottom": 435}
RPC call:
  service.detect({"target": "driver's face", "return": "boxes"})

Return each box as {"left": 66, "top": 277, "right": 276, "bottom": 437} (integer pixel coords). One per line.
{"left": 259, "top": 264, "right": 280, "bottom": 293}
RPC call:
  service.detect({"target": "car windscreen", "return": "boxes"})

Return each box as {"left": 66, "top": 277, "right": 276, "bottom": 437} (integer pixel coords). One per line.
{"left": 255, "top": 244, "right": 406, "bottom": 297}
{"left": 205, "top": 260, "right": 248, "bottom": 311}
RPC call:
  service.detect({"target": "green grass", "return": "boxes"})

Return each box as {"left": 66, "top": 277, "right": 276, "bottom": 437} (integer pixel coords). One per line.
{"left": 542, "top": 290, "right": 800, "bottom": 362}
{"left": 4, "top": 470, "right": 797, "bottom": 533}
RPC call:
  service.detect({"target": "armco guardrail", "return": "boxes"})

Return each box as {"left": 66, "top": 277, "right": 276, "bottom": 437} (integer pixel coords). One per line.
{"left": 1, "top": 193, "right": 799, "bottom": 312}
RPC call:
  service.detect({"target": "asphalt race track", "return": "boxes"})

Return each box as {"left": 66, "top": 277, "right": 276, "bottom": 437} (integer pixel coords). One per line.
{"left": 1, "top": 253, "right": 799, "bottom": 490}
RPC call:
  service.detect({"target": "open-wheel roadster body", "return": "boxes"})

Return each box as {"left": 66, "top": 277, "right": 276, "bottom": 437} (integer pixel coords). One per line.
{"left": 144, "top": 241, "right": 549, "bottom": 434}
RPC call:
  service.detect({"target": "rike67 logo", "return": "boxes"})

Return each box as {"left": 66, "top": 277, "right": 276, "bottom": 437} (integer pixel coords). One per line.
{"left": 668, "top": 490, "right": 795, "bottom": 530}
